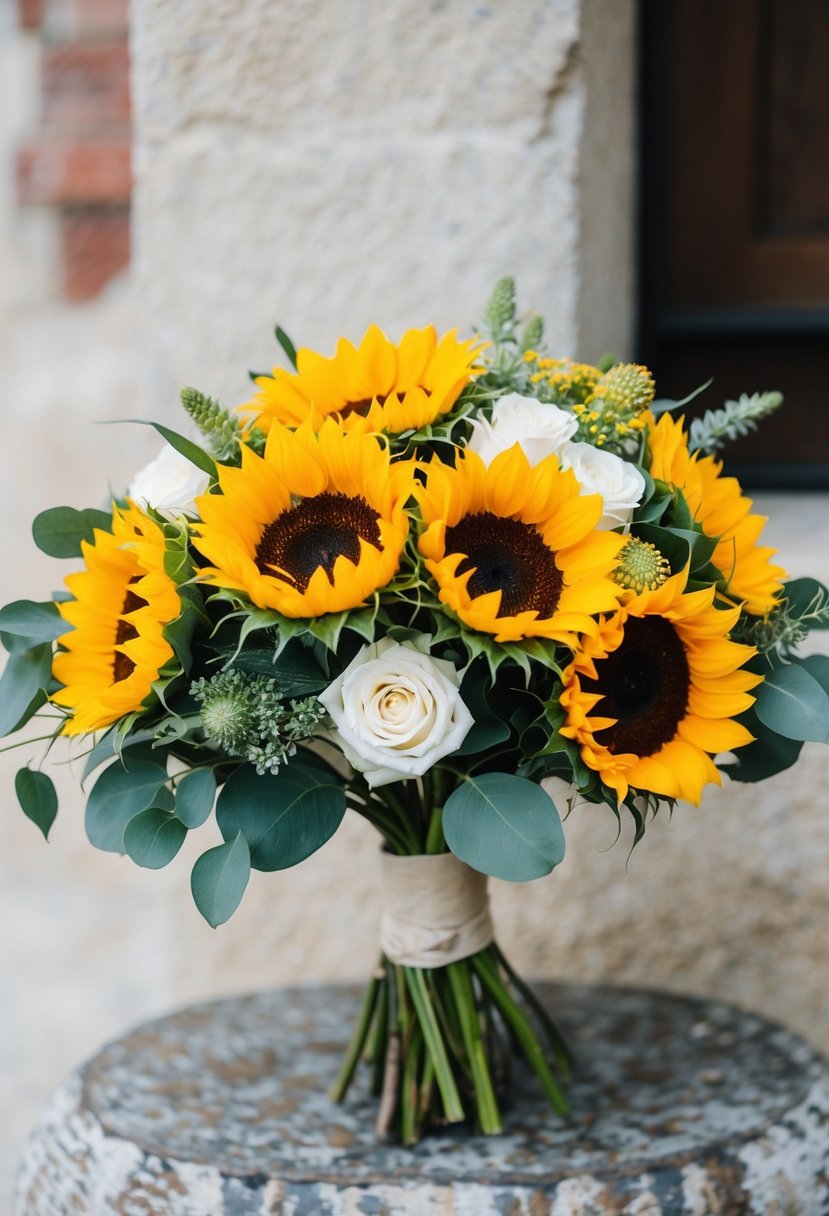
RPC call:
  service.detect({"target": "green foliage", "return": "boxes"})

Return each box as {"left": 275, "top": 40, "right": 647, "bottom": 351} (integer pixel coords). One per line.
{"left": 274, "top": 325, "right": 298, "bottom": 368}
{"left": 216, "top": 762, "right": 346, "bottom": 871}
{"left": 15, "top": 768, "right": 58, "bottom": 840}
{"left": 191, "top": 669, "right": 328, "bottom": 775}
{"left": 180, "top": 387, "right": 243, "bottom": 462}
{"left": 85, "top": 751, "right": 170, "bottom": 853}
{"left": 483, "top": 276, "right": 517, "bottom": 341}
{"left": 735, "top": 578, "right": 829, "bottom": 659}
{"left": 174, "top": 768, "right": 217, "bottom": 828}
{"left": 113, "top": 418, "right": 217, "bottom": 478}
{"left": 725, "top": 707, "right": 803, "bottom": 783}
{"left": 443, "top": 773, "right": 565, "bottom": 882}
{"left": 124, "top": 808, "right": 187, "bottom": 869}
{"left": 0, "top": 643, "right": 53, "bottom": 737}
{"left": 191, "top": 832, "right": 251, "bottom": 928}
{"left": 455, "top": 662, "right": 511, "bottom": 756}
{"left": 0, "top": 600, "right": 67, "bottom": 646}
{"left": 753, "top": 662, "right": 829, "bottom": 743}
{"left": 32, "top": 506, "right": 111, "bottom": 558}
{"left": 688, "top": 391, "right": 783, "bottom": 455}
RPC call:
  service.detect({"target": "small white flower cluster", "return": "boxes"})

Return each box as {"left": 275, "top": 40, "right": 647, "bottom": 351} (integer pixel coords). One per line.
{"left": 466, "top": 393, "right": 646, "bottom": 530}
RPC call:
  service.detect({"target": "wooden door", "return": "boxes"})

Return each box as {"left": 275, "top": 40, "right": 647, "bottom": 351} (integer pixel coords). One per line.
{"left": 639, "top": 0, "right": 829, "bottom": 486}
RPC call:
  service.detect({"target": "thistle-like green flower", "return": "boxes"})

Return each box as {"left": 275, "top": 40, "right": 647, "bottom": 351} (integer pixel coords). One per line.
{"left": 483, "top": 276, "right": 517, "bottom": 341}
{"left": 191, "top": 669, "right": 327, "bottom": 774}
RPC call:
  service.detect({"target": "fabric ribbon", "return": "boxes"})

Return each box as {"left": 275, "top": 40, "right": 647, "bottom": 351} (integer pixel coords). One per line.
{"left": 378, "top": 850, "right": 494, "bottom": 968}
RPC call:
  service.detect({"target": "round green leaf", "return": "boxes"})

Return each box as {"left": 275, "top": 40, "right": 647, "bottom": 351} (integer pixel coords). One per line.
{"left": 725, "top": 709, "right": 803, "bottom": 783}
{"left": 85, "top": 753, "right": 169, "bottom": 853}
{"left": 175, "top": 768, "right": 217, "bottom": 828}
{"left": 15, "top": 767, "right": 58, "bottom": 840}
{"left": 32, "top": 506, "right": 111, "bottom": 558}
{"left": 443, "top": 773, "right": 565, "bottom": 883}
{"left": 191, "top": 832, "right": 251, "bottom": 928}
{"left": 216, "top": 763, "right": 346, "bottom": 872}
{"left": 124, "top": 808, "right": 187, "bottom": 869}
{"left": 0, "top": 600, "right": 67, "bottom": 643}
{"left": 0, "top": 643, "right": 53, "bottom": 737}
{"left": 754, "top": 663, "right": 829, "bottom": 743}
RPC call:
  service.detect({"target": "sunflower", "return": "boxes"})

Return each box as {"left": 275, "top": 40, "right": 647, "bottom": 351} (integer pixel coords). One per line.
{"left": 559, "top": 570, "right": 762, "bottom": 804}
{"left": 647, "top": 413, "right": 785, "bottom": 614}
{"left": 415, "top": 446, "right": 625, "bottom": 644}
{"left": 244, "top": 324, "right": 482, "bottom": 436}
{"left": 193, "top": 418, "right": 415, "bottom": 617}
{"left": 51, "top": 503, "right": 181, "bottom": 735}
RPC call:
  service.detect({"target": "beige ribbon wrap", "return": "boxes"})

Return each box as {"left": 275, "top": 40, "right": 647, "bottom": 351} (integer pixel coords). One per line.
{"left": 378, "top": 851, "right": 494, "bottom": 968}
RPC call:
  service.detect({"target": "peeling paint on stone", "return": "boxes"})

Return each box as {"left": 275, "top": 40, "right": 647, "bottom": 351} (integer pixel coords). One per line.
{"left": 15, "top": 983, "right": 829, "bottom": 1214}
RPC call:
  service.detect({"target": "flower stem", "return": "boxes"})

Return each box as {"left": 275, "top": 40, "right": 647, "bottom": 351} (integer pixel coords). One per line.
{"left": 330, "top": 969, "right": 381, "bottom": 1104}
{"left": 448, "top": 960, "right": 502, "bottom": 1134}
{"left": 425, "top": 804, "right": 445, "bottom": 854}
{"left": 472, "top": 949, "right": 569, "bottom": 1117}
{"left": 404, "top": 966, "right": 465, "bottom": 1124}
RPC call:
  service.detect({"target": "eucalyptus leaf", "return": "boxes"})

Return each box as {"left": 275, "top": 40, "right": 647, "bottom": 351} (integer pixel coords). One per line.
{"left": 216, "top": 762, "right": 346, "bottom": 871}
{"left": 725, "top": 709, "right": 803, "bottom": 783}
{"left": 15, "top": 768, "right": 58, "bottom": 840}
{"left": 32, "top": 506, "right": 111, "bottom": 558}
{"left": 175, "top": 768, "right": 217, "bottom": 828}
{"left": 443, "top": 773, "right": 565, "bottom": 882}
{"left": 0, "top": 600, "right": 67, "bottom": 643}
{"left": 85, "top": 752, "right": 169, "bottom": 853}
{"left": 191, "top": 832, "right": 251, "bottom": 927}
{"left": 800, "top": 654, "right": 829, "bottom": 694}
{"left": 0, "top": 644, "right": 53, "bottom": 737}
{"left": 753, "top": 664, "right": 829, "bottom": 743}
{"left": 123, "top": 808, "right": 187, "bottom": 869}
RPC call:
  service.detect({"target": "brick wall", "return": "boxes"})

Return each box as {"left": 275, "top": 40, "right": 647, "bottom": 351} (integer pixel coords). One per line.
{"left": 16, "top": 0, "right": 131, "bottom": 300}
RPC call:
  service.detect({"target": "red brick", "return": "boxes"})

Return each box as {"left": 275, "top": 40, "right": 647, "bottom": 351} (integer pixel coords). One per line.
{"left": 41, "top": 41, "right": 131, "bottom": 128}
{"left": 17, "top": 138, "right": 131, "bottom": 205}
{"left": 46, "top": 0, "right": 128, "bottom": 37}
{"left": 61, "top": 207, "right": 130, "bottom": 299}
{"left": 17, "top": 0, "right": 46, "bottom": 28}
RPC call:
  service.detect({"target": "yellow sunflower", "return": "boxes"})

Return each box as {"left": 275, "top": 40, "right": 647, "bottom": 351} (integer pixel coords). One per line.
{"left": 193, "top": 418, "right": 415, "bottom": 617}
{"left": 416, "top": 446, "right": 625, "bottom": 644}
{"left": 51, "top": 503, "right": 181, "bottom": 736}
{"left": 647, "top": 413, "right": 785, "bottom": 614}
{"left": 560, "top": 570, "right": 762, "bottom": 804}
{"left": 244, "top": 324, "right": 482, "bottom": 436}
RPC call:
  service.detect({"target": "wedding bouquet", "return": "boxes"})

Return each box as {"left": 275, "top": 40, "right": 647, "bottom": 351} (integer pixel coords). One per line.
{"left": 3, "top": 279, "right": 828, "bottom": 1144}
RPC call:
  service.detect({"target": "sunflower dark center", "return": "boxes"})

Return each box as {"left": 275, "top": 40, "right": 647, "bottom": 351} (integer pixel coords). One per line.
{"left": 584, "top": 615, "right": 691, "bottom": 757}
{"left": 444, "top": 511, "right": 563, "bottom": 619}
{"left": 255, "top": 492, "right": 382, "bottom": 592}
{"left": 112, "top": 582, "right": 146, "bottom": 684}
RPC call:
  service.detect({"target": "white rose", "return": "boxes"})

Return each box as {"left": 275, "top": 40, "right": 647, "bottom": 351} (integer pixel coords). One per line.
{"left": 465, "top": 393, "right": 578, "bottom": 466}
{"left": 318, "top": 636, "right": 474, "bottom": 788}
{"left": 128, "top": 444, "right": 211, "bottom": 518}
{"left": 558, "top": 440, "right": 646, "bottom": 530}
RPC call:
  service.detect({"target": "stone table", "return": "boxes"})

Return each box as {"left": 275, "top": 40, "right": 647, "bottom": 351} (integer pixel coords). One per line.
{"left": 15, "top": 982, "right": 829, "bottom": 1215}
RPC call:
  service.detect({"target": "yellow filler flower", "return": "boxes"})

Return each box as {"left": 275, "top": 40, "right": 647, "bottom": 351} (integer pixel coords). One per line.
{"left": 193, "top": 419, "right": 414, "bottom": 617}
{"left": 416, "top": 446, "right": 625, "bottom": 644}
{"left": 244, "top": 324, "right": 482, "bottom": 436}
{"left": 560, "top": 570, "right": 762, "bottom": 805}
{"left": 51, "top": 503, "right": 181, "bottom": 735}
{"left": 647, "top": 413, "right": 785, "bottom": 613}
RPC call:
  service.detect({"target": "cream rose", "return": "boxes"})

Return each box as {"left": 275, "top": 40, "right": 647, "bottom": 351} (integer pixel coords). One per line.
{"left": 128, "top": 444, "right": 211, "bottom": 518}
{"left": 465, "top": 393, "right": 578, "bottom": 466}
{"left": 558, "top": 440, "right": 646, "bottom": 530}
{"left": 318, "top": 636, "right": 474, "bottom": 787}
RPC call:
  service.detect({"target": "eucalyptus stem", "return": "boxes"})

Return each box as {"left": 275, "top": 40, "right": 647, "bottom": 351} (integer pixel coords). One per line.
{"left": 330, "top": 970, "right": 381, "bottom": 1103}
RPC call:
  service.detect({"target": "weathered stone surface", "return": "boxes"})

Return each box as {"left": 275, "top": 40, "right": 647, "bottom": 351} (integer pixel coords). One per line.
{"left": 16, "top": 982, "right": 829, "bottom": 1213}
